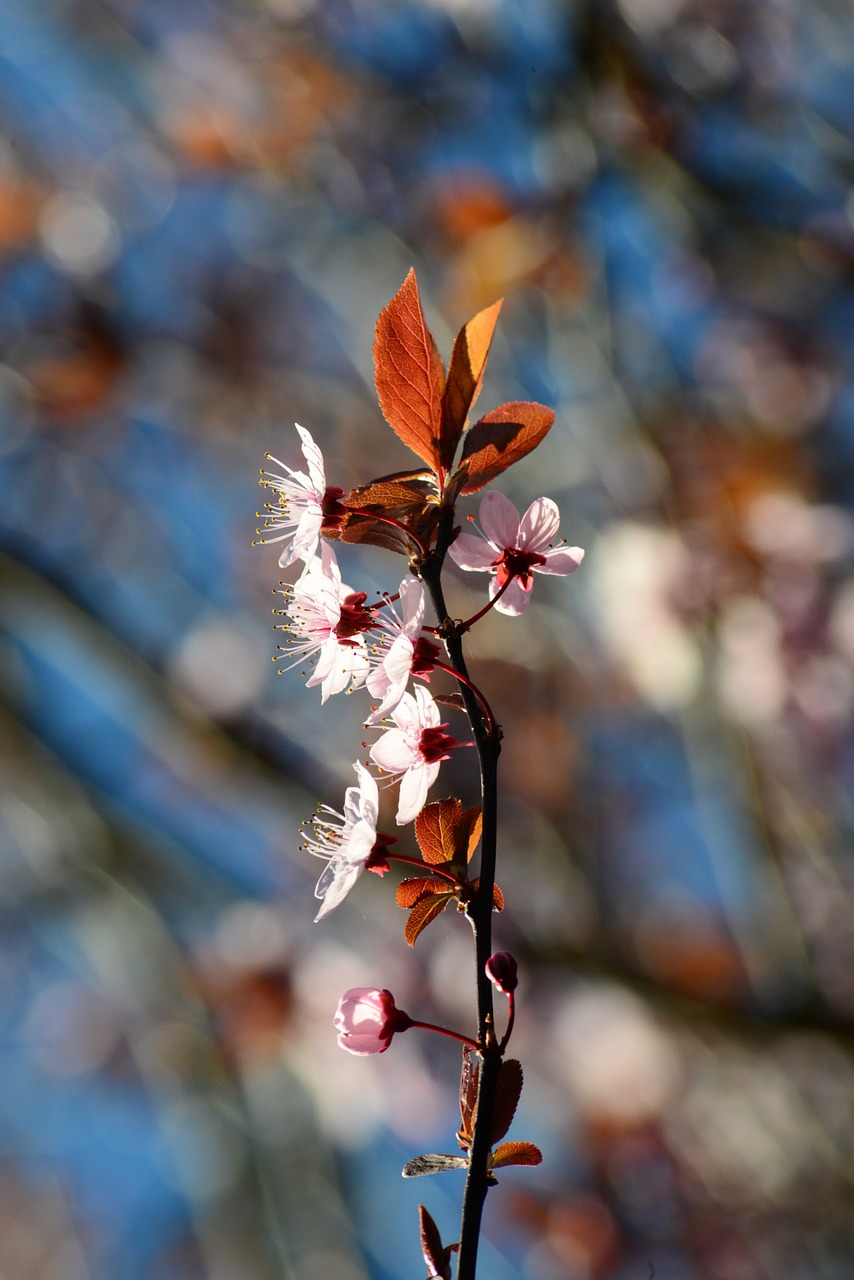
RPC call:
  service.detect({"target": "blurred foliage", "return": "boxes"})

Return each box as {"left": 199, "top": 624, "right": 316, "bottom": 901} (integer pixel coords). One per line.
{"left": 3, "top": 0, "right": 854, "bottom": 1277}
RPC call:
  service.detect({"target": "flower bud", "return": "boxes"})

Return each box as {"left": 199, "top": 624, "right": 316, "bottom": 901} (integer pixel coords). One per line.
{"left": 334, "top": 987, "right": 412, "bottom": 1056}
{"left": 485, "top": 951, "right": 518, "bottom": 994}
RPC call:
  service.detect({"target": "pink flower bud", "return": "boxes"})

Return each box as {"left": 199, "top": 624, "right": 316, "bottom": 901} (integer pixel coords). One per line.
{"left": 333, "top": 987, "right": 412, "bottom": 1056}
{"left": 485, "top": 952, "right": 518, "bottom": 994}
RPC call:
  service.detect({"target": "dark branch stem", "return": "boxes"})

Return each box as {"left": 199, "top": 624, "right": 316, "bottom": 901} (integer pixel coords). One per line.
{"left": 419, "top": 506, "right": 502, "bottom": 1280}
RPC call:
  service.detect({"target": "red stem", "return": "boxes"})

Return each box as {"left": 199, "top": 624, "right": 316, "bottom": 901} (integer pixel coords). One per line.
{"left": 456, "top": 574, "right": 516, "bottom": 631}
{"left": 388, "top": 852, "right": 462, "bottom": 887}
{"left": 432, "top": 660, "right": 497, "bottom": 737}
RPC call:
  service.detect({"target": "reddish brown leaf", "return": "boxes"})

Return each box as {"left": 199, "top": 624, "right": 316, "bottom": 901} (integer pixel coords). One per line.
{"left": 418, "top": 1205, "right": 458, "bottom": 1279}
{"left": 491, "top": 1059, "right": 523, "bottom": 1144}
{"left": 404, "top": 893, "right": 451, "bottom": 946}
{"left": 471, "top": 878, "right": 505, "bottom": 911}
{"left": 433, "top": 692, "right": 467, "bottom": 713}
{"left": 395, "top": 876, "right": 451, "bottom": 909}
{"left": 458, "top": 1044, "right": 480, "bottom": 1148}
{"left": 490, "top": 1141, "right": 543, "bottom": 1169}
{"left": 457, "top": 401, "right": 555, "bottom": 494}
{"left": 439, "top": 298, "right": 503, "bottom": 471}
{"left": 374, "top": 269, "right": 444, "bottom": 472}
{"left": 415, "top": 797, "right": 463, "bottom": 865}
{"left": 338, "top": 514, "right": 413, "bottom": 556}
{"left": 459, "top": 806, "right": 483, "bottom": 863}
{"left": 342, "top": 480, "right": 434, "bottom": 510}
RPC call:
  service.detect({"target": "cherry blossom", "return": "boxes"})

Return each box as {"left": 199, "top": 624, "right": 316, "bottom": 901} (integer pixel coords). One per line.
{"left": 370, "top": 685, "right": 467, "bottom": 825}
{"left": 334, "top": 988, "right": 412, "bottom": 1055}
{"left": 448, "top": 491, "right": 584, "bottom": 616}
{"left": 275, "top": 542, "right": 373, "bottom": 701}
{"left": 302, "top": 762, "right": 395, "bottom": 921}
{"left": 257, "top": 423, "right": 347, "bottom": 571}
{"left": 366, "top": 578, "right": 441, "bottom": 725}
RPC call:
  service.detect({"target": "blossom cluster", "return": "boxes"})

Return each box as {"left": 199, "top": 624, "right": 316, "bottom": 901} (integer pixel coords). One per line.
{"left": 261, "top": 422, "right": 583, "bottom": 909}
{"left": 256, "top": 270, "right": 583, "bottom": 1275}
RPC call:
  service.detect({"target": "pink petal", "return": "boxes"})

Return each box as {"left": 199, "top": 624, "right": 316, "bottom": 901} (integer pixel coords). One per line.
{"left": 396, "top": 760, "right": 431, "bottom": 825}
{"left": 490, "top": 575, "right": 533, "bottom": 616}
{"left": 413, "top": 685, "right": 440, "bottom": 729}
{"left": 314, "top": 861, "right": 361, "bottom": 921}
{"left": 447, "top": 531, "right": 499, "bottom": 572}
{"left": 518, "top": 497, "right": 560, "bottom": 551}
{"left": 479, "top": 490, "right": 521, "bottom": 550}
{"left": 535, "top": 545, "right": 585, "bottom": 575}
{"left": 371, "top": 729, "right": 416, "bottom": 774}
{"left": 295, "top": 424, "right": 325, "bottom": 494}
{"left": 399, "top": 578, "right": 426, "bottom": 633}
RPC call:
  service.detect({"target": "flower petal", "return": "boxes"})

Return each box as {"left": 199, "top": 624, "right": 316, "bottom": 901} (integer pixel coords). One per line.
{"left": 295, "top": 423, "right": 325, "bottom": 494}
{"left": 491, "top": 575, "right": 532, "bottom": 616}
{"left": 518, "top": 497, "right": 560, "bottom": 551}
{"left": 447, "top": 531, "right": 500, "bottom": 572}
{"left": 535, "top": 545, "right": 585, "bottom": 575}
{"left": 396, "top": 760, "right": 431, "bottom": 825}
{"left": 314, "top": 860, "right": 361, "bottom": 920}
{"left": 479, "top": 490, "right": 521, "bottom": 550}
{"left": 371, "top": 729, "right": 416, "bottom": 774}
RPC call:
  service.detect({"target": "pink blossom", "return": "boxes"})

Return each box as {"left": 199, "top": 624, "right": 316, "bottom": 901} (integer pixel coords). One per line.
{"left": 370, "top": 686, "right": 466, "bottom": 825}
{"left": 257, "top": 424, "right": 347, "bottom": 570}
{"left": 366, "top": 578, "right": 441, "bottom": 725}
{"left": 448, "top": 491, "right": 584, "bottom": 616}
{"left": 334, "top": 987, "right": 412, "bottom": 1055}
{"left": 302, "top": 762, "right": 395, "bottom": 921}
{"left": 276, "top": 543, "right": 373, "bottom": 701}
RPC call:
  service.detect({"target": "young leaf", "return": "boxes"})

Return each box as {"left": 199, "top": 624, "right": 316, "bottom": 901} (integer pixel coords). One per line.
{"left": 395, "top": 876, "right": 453, "bottom": 909}
{"left": 491, "top": 1058, "right": 523, "bottom": 1144}
{"left": 418, "top": 1205, "right": 459, "bottom": 1280}
{"left": 439, "top": 298, "right": 503, "bottom": 471}
{"left": 490, "top": 1141, "right": 543, "bottom": 1169}
{"left": 457, "top": 401, "right": 555, "bottom": 494}
{"left": 403, "top": 1153, "right": 469, "bottom": 1178}
{"left": 471, "top": 877, "right": 505, "bottom": 910}
{"left": 415, "top": 797, "right": 483, "bottom": 868}
{"left": 458, "top": 1044, "right": 480, "bottom": 1149}
{"left": 404, "top": 892, "right": 452, "bottom": 946}
{"left": 374, "top": 269, "right": 445, "bottom": 473}
{"left": 458, "top": 805, "right": 483, "bottom": 863}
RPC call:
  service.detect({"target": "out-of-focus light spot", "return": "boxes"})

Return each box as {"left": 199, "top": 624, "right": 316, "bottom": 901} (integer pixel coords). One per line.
{"left": 592, "top": 522, "right": 701, "bottom": 710}
{"left": 39, "top": 192, "right": 119, "bottom": 276}
{"left": 618, "top": 0, "right": 684, "bottom": 35}
{"left": 24, "top": 981, "right": 121, "bottom": 1078}
{"left": 791, "top": 655, "right": 853, "bottom": 731}
{"left": 555, "top": 985, "right": 680, "bottom": 1124}
{"left": 669, "top": 25, "right": 740, "bottom": 94}
{"left": 742, "top": 491, "right": 853, "bottom": 563}
{"left": 716, "top": 596, "right": 786, "bottom": 726}
{"left": 829, "top": 577, "right": 854, "bottom": 669}
{"left": 263, "top": 0, "right": 319, "bottom": 20}
{"left": 169, "top": 617, "right": 267, "bottom": 717}
{"left": 633, "top": 899, "right": 745, "bottom": 1000}
{"left": 669, "top": 1049, "right": 809, "bottom": 1196}
{"left": 214, "top": 902, "right": 288, "bottom": 969}
{"left": 157, "top": 1097, "right": 246, "bottom": 1201}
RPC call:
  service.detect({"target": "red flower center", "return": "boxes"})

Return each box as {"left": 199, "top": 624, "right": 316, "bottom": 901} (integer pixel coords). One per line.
{"left": 335, "top": 592, "right": 376, "bottom": 644}
{"left": 411, "top": 635, "right": 441, "bottom": 677}
{"left": 493, "top": 546, "right": 548, "bottom": 590}
{"left": 321, "top": 485, "right": 347, "bottom": 532}
{"left": 418, "top": 725, "right": 461, "bottom": 764}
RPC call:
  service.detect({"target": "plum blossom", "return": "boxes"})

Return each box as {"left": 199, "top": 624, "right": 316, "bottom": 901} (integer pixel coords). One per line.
{"left": 275, "top": 542, "right": 373, "bottom": 701}
{"left": 257, "top": 424, "right": 347, "bottom": 571}
{"left": 448, "top": 490, "right": 584, "bottom": 615}
{"left": 366, "top": 578, "right": 441, "bottom": 725}
{"left": 302, "top": 762, "right": 395, "bottom": 921}
{"left": 334, "top": 988, "right": 412, "bottom": 1055}
{"left": 370, "top": 685, "right": 467, "bottom": 825}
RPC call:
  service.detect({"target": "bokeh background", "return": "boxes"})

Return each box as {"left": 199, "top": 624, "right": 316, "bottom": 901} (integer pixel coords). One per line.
{"left": 3, "top": 0, "right": 854, "bottom": 1276}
